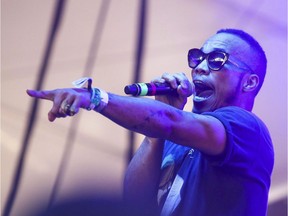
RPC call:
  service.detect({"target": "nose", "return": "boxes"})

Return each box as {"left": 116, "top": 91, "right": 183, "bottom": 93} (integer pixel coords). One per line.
{"left": 192, "top": 60, "right": 210, "bottom": 76}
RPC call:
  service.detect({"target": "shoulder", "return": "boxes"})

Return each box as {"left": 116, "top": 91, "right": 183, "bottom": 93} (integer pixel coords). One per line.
{"left": 203, "top": 106, "right": 265, "bottom": 130}
{"left": 202, "top": 106, "right": 272, "bottom": 142}
{"left": 202, "top": 106, "right": 274, "bottom": 165}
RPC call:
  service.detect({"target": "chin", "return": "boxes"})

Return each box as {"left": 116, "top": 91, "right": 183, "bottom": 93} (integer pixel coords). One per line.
{"left": 192, "top": 101, "right": 220, "bottom": 114}
{"left": 192, "top": 105, "right": 209, "bottom": 114}
{"left": 192, "top": 94, "right": 217, "bottom": 113}
{"left": 192, "top": 95, "right": 228, "bottom": 113}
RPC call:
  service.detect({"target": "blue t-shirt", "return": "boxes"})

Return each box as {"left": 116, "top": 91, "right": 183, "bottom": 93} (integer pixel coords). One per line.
{"left": 157, "top": 106, "right": 274, "bottom": 216}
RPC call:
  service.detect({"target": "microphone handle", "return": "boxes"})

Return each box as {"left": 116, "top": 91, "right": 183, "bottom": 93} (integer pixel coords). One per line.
{"left": 124, "top": 82, "right": 176, "bottom": 96}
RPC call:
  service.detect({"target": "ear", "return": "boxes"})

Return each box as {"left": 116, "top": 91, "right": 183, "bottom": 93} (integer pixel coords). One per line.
{"left": 243, "top": 74, "right": 259, "bottom": 92}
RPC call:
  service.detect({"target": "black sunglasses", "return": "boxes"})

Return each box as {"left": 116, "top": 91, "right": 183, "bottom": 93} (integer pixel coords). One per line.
{"left": 188, "top": 48, "right": 254, "bottom": 72}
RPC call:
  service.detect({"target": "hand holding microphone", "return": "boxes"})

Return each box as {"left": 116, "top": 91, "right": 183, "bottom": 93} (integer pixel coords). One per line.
{"left": 124, "top": 72, "right": 193, "bottom": 97}
{"left": 124, "top": 82, "right": 176, "bottom": 96}
{"left": 124, "top": 72, "right": 193, "bottom": 110}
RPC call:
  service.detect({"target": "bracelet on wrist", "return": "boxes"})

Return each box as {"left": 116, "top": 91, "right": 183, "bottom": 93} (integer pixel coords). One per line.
{"left": 87, "top": 88, "right": 108, "bottom": 112}
{"left": 72, "top": 77, "right": 109, "bottom": 112}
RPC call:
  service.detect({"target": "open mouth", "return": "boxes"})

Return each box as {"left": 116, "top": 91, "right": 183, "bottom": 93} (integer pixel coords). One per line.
{"left": 193, "top": 80, "right": 214, "bottom": 102}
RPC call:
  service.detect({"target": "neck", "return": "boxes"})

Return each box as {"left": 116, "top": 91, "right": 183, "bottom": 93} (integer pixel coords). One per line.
{"left": 237, "top": 97, "right": 254, "bottom": 111}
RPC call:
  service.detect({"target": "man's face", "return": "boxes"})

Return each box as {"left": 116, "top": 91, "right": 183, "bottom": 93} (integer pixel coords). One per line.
{"left": 191, "top": 33, "right": 252, "bottom": 114}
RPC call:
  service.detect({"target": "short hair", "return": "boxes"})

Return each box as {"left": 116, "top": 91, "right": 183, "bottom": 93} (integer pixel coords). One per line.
{"left": 216, "top": 28, "right": 267, "bottom": 95}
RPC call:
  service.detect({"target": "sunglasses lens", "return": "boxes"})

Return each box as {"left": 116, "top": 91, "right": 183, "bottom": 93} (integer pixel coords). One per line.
{"left": 208, "top": 52, "right": 227, "bottom": 70}
{"left": 188, "top": 49, "right": 204, "bottom": 68}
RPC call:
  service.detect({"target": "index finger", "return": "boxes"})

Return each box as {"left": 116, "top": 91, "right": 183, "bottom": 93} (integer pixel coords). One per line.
{"left": 26, "top": 89, "right": 55, "bottom": 101}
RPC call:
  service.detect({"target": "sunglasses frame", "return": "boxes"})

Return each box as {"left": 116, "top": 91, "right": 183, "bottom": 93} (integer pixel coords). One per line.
{"left": 188, "top": 48, "right": 229, "bottom": 71}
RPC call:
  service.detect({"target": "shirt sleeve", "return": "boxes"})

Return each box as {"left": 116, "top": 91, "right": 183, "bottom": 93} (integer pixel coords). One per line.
{"left": 202, "top": 106, "right": 267, "bottom": 168}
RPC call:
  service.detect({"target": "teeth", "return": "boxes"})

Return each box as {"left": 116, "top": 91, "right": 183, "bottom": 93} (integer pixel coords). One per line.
{"left": 194, "top": 80, "right": 202, "bottom": 84}
{"left": 194, "top": 95, "right": 211, "bottom": 102}
{"left": 194, "top": 95, "right": 206, "bottom": 100}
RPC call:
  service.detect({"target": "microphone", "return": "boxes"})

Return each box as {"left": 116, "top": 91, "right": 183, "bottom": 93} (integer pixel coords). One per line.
{"left": 124, "top": 82, "right": 176, "bottom": 96}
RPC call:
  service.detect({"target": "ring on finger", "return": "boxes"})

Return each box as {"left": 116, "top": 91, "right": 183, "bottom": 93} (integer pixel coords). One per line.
{"left": 68, "top": 109, "right": 76, "bottom": 116}
{"left": 64, "top": 104, "right": 71, "bottom": 113}
{"left": 66, "top": 106, "right": 76, "bottom": 116}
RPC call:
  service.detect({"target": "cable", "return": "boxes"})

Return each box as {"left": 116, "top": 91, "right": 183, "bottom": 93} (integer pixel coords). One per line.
{"left": 2, "top": 1, "right": 67, "bottom": 216}
{"left": 127, "top": 0, "right": 148, "bottom": 164}
{"left": 46, "top": 0, "right": 111, "bottom": 210}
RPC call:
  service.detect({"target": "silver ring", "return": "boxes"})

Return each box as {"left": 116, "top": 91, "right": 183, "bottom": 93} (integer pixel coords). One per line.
{"left": 68, "top": 109, "right": 76, "bottom": 116}
{"left": 64, "top": 104, "right": 71, "bottom": 113}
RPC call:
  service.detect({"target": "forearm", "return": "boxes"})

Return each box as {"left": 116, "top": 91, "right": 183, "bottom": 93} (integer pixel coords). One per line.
{"left": 100, "top": 93, "right": 181, "bottom": 139}
{"left": 123, "top": 136, "right": 164, "bottom": 212}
